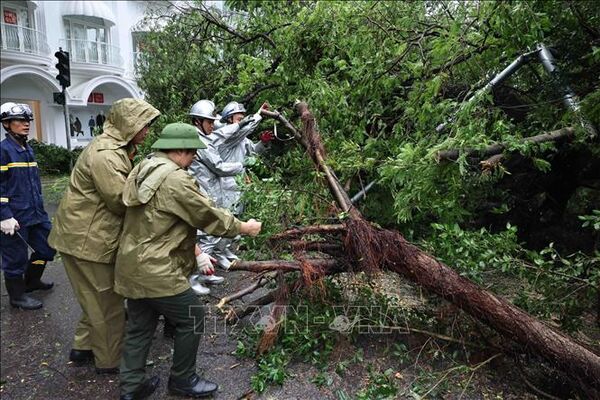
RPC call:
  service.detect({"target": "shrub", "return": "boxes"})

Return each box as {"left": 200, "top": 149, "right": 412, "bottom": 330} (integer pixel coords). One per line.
{"left": 29, "top": 140, "right": 83, "bottom": 175}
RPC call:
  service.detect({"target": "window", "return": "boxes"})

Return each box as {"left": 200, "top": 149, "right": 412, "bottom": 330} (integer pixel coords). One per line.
{"left": 131, "top": 31, "right": 147, "bottom": 67}
{"left": 64, "top": 18, "right": 109, "bottom": 64}
{"left": 1, "top": 3, "right": 30, "bottom": 27}
{"left": 1, "top": 2, "right": 33, "bottom": 51}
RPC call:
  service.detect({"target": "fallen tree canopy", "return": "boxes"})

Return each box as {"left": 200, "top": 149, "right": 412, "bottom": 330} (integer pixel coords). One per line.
{"left": 219, "top": 103, "right": 600, "bottom": 395}
{"left": 135, "top": 1, "right": 600, "bottom": 396}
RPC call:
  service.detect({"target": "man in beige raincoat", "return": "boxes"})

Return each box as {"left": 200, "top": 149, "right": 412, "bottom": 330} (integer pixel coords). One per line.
{"left": 49, "top": 98, "right": 160, "bottom": 374}
{"left": 115, "top": 123, "right": 261, "bottom": 400}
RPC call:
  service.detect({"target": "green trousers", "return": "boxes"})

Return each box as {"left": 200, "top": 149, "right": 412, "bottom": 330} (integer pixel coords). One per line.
{"left": 119, "top": 289, "right": 204, "bottom": 395}
{"left": 62, "top": 253, "right": 125, "bottom": 368}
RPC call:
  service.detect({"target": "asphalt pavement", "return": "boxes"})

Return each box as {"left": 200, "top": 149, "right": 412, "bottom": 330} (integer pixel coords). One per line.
{"left": 0, "top": 201, "right": 274, "bottom": 400}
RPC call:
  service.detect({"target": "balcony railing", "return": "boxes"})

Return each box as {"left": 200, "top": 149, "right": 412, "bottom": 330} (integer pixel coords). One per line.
{"left": 1, "top": 23, "right": 50, "bottom": 56}
{"left": 60, "top": 38, "right": 123, "bottom": 67}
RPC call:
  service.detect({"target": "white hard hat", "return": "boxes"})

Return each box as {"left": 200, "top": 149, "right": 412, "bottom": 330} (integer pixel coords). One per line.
{"left": 1, "top": 102, "right": 33, "bottom": 121}
{"left": 189, "top": 100, "right": 218, "bottom": 121}
{"left": 221, "top": 101, "right": 246, "bottom": 122}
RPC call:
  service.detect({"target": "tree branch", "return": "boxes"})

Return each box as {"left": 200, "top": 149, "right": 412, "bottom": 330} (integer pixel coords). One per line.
{"left": 217, "top": 272, "right": 276, "bottom": 309}
{"left": 436, "top": 127, "right": 575, "bottom": 162}
{"left": 260, "top": 109, "right": 302, "bottom": 140}
{"left": 240, "top": 83, "right": 280, "bottom": 104}
{"left": 269, "top": 224, "right": 346, "bottom": 241}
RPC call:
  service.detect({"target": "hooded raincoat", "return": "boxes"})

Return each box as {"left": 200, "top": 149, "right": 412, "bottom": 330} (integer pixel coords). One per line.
{"left": 48, "top": 99, "right": 160, "bottom": 263}
{"left": 114, "top": 152, "right": 242, "bottom": 299}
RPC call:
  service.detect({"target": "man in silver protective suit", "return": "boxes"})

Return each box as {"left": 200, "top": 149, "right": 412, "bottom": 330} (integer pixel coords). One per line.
{"left": 210, "top": 101, "right": 275, "bottom": 266}
{"left": 187, "top": 99, "right": 243, "bottom": 293}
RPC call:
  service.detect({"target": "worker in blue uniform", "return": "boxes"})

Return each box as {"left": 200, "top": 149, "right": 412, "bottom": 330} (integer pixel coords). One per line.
{"left": 0, "top": 102, "right": 55, "bottom": 310}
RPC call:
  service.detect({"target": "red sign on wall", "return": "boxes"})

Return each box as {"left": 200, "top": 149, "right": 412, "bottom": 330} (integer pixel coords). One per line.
{"left": 4, "top": 10, "right": 17, "bottom": 25}
{"left": 87, "top": 92, "right": 105, "bottom": 104}
{"left": 93, "top": 93, "right": 104, "bottom": 103}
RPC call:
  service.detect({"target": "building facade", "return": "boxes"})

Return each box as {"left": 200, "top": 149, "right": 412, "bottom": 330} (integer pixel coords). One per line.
{"left": 1, "top": 0, "right": 152, "bottom": 148}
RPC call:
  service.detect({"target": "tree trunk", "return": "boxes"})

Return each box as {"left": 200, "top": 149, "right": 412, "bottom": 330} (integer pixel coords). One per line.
{"left": 384, "top": 240, "right": 600, "bottom": 389}
{"left": 266, "top": 104, "right": 600, "bottom": 389}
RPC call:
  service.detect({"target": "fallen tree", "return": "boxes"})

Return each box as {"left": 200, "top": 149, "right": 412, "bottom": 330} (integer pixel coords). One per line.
{"left": 221, "top": 103, "right": 600, "bottom": 393}
{"left": 435, "top": 126, "right": 576, "bottom": 163}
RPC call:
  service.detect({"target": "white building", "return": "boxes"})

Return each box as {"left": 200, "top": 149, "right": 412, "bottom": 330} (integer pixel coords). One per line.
{"left": 1, "top": 0, "right": 155, "bottom": 148}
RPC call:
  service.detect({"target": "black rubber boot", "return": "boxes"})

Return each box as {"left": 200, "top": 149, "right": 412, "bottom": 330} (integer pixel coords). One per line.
{"left": 24, "top": 261, "right": 54, "bottom": 292}
{"left": 69, "top": 349, "right": 94, "bottom": 365}
{"left": 168, "top": 374, "right": 218, "bottom": 398}
{"left": 95, "top": 367, "right": 119, "bottom": 375}
{"left": 5, "top": 277, "right": 43, "bottom": 310}
{"left": 120, "top": 376, "right": 160, "bottom": 400}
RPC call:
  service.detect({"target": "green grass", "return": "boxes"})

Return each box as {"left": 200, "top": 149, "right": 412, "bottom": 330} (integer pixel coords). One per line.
{"left": 40, "top": 174, "right": 69, "bottom": 204}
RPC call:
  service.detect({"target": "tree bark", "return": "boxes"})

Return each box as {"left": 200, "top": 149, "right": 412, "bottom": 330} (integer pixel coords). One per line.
{"left": 384, "top": 241, "right": 600, "bottom": 389}
{"left": 289, "top": 240, "right": 344, "bottom": 256}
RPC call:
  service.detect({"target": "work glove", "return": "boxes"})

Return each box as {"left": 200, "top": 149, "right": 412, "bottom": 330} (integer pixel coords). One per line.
{"left": 0, "top": 218, "right": 19, "bottom": 235}
{"left": 259, "top": 130, "right": 275, "bottom": 143}
{"left": 196, "top": 252, "right": 215, "bottom": 275}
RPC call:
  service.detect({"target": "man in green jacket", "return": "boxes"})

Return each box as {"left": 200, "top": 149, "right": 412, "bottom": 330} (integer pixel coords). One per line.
{"left": 115, "top": 123, "right": 261, "bottom": 400}
{"left": 48, "top": 98, "right": 160, "bottom": 374}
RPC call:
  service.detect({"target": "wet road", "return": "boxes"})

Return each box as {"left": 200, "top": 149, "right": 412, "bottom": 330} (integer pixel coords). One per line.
{"left": 0, "top": 200, "right": 263, "bottom": 400}
{"left": 0, "top": 255, "right": 266, "bottom": 400}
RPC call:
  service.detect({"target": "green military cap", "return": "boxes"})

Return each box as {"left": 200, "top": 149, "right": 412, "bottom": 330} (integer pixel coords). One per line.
{"left": 151, "top": 122, "right": 206, "bottom": 150}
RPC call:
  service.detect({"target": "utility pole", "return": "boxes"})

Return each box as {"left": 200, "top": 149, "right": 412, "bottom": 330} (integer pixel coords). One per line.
{"left": 54, "top": 47, "right": 73, "bottom": 170}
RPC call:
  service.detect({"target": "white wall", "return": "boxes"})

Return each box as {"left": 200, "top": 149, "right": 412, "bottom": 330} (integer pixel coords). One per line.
{"left": 0, "top": 74, "right": 64, "bottom": 144}
{"left": 1, "top": 1, "right": 159, "bottom": 148}
{"left": 36, "top": 1, "right": 147, "bottom": 84}
{"left": 114, "top": 1, "right": 139, "bottom": 78}
{"left": 39, "top": 1, "right": 64, "bottom": 57}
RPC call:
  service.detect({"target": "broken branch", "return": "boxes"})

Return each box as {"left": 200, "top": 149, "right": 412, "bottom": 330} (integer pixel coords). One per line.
{"left": 436, "top": 127, "right": 575, "bottom": 162}
{"left": 217, "top": 272, "right": 276, "bottom": 309}
{"left": 269, "top": 224, "right": 346, "bottom": 241}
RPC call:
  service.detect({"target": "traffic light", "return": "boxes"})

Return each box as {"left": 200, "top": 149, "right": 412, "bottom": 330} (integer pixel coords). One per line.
{"left": 55, "top": 48, "right": 70, "bottom": 88}
{"left": 53, "top": 92, "right": 65, "bottom": 105}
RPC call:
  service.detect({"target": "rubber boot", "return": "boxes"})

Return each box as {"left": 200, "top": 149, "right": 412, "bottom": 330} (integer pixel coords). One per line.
{"left": 222, "top": 246, "right": 239, "bottom": 262}
{"left": 189, "top": 275, "right": 210, "bottom": 295}
{"left": 214, "top": 253, "right": 232, "bottom": 270}
{"left": 168, "top": 374, "right": 218, "bottom": 398}
{"left": 24, "top": 260, "right": 54, "bottom": 292}
{"left": 5, "top": 276, "right": 43, "bottom": 310}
